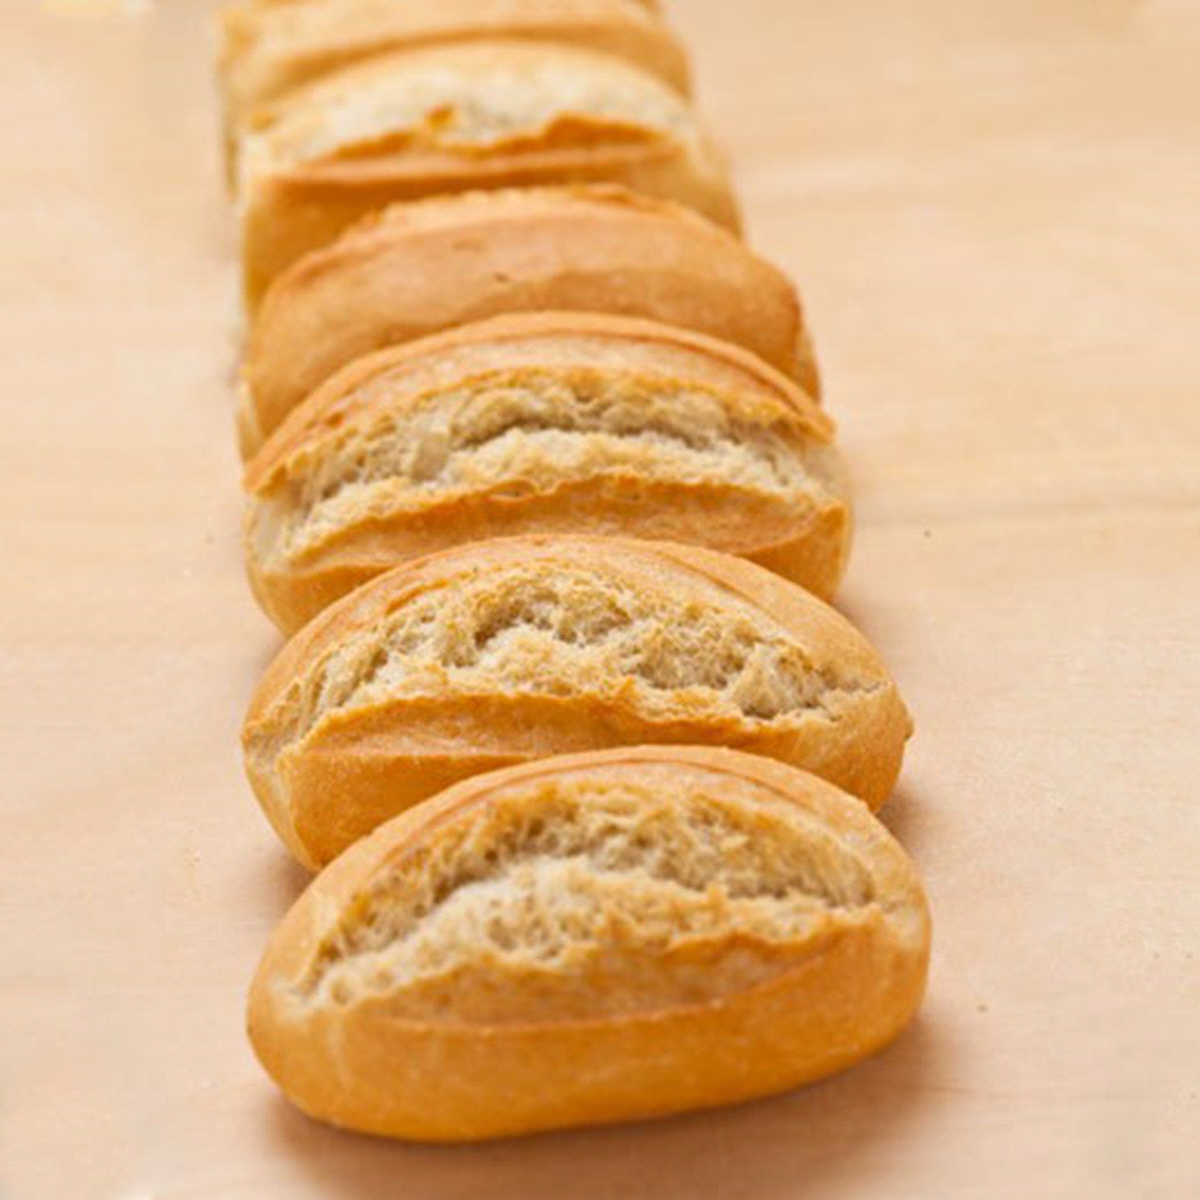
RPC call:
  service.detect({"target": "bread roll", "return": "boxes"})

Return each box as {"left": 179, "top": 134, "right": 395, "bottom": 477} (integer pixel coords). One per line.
{"left": 244, "top": 313, "right": 851, "bottom": 634}
{"left": 219, "top": 0, "right": 690, "bottom": 175}
{"left": 240, "top": 186, "right": 817, "bottom": 455}
{"left": 242, "top": 536, "right": 911, "bottom": 868}
{"left": 247, "top": 745, "right": 931, "bottom": 1141}
{"left": 237, "top": 40, "right": 739, "bottom": 308}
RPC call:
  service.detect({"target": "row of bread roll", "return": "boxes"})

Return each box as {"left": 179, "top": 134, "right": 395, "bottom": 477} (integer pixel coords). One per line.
{"left": 218, "top": 0, "right": 930, "bottom": 1143}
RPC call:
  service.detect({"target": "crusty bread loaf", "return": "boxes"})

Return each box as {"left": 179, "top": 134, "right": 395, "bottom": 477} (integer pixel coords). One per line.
{"left": 247, "top": 745, "right": 931, "bottom": 1141}
{"left": 237, "top": 40, "right": 739, "bottom": 308}
{"left": 239, "top": 185, "right": 817, "bottom": 455}
{"left": 243, "top": 312, "right": 851, "bottom": 633}
{"left": 242, "top": 536, "right": 911, "bottom": 868}
{"left": 219, "top": 0, "right": 690, "bottom": 176}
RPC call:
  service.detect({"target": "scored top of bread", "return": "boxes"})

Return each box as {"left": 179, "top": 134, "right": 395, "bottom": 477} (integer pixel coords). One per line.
{"left": 243, "top": 536, "right": 912, "bottom": 868}
{"left": 241, "top": 38, "right": 702, "bottom": 167}
{"left": 220, "top": 0, "right": 690, "bottom": 151}
{"left": 240, "top": 185, "right": 816, "bottom": 454}
{"left": 236, "top": 41, "right": 740, "bottom": 306}
{"left": 242, "top": 312, "right": 850, "bottom": 633}
{"left": 248, "top": 745, "right": 931, "bottom": 1141}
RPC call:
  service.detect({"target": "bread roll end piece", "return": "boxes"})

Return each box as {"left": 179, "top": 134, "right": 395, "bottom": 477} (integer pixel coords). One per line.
{"left": 242, "top": 536, "right": 912, "bottom": 869}
{"left": 218, "top": 0, "right": 693, "bottom": 185}
{"left": 241, "top": 186, "right": 814, "bottom": 458}
{"left": 235, "top": 40, "right": 741, "bottom": 310}
{"left": 248, "top": 746, "right": 930, "bottom": 1141}
{"left": 241, "top": 311, "right": 850, "bottom": 634}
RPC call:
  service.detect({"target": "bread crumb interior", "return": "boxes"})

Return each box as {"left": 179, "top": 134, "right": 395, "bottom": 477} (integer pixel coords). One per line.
{"left": 300, "top": 763, "right": 881, "bottom": 1018}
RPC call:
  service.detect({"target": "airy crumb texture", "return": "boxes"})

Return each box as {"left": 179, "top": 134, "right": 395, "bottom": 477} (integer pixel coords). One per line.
{"left": 271, "top": 559, "right": 875, "bottom": 757}
{"left": 251, "top": 364, "right": 842, "bottom": 564}
{"left": 296, "top": 761, "right": 894, "bottom": 1020}
{"left": 243, "top": 539, "right": 911, "bottom": 869}
{"left": 220, "top": 0, "right": 686, "bottom": 133}
{"left": 236, "top": 44, "right": 738, "bottom": 309}
{"left": 248, "top": 748, "right": 929, "bottom": 1139}
{"left": 241, "top": 317, "right": 843, "bottom": 633}
{"left": 244, "top": 40, "right": 700, "bottom": 168}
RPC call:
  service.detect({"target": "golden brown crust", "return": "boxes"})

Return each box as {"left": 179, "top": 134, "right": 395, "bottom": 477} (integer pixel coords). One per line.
{"left": 247, "top": 310, "right": 833, "bottom": 485}
{"left": 219, "top": 0, "right": 691, "bottom": 174}
{"left": 236, "top": 40, "right": 739, "bottom": 308}
{"left": 240, "top": 185, "right": 816, "bottom": 455}
{"left": 242, "top": 536, "right": 912, "bottom": 868}
{"left": 242, "top": 312, "right": 851, "bottom": 633}
{"left": 247, "top": 746, "right": 931, "bottom": 1141}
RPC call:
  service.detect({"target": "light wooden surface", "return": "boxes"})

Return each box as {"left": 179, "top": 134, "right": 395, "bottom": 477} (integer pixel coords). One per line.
{"left": 3, "top": 2, "right": 1198, "bottom": 1197}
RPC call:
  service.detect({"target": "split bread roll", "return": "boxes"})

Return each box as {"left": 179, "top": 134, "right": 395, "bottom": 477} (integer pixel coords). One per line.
{"left": 244, "top": 312, "right": 852, "bottom": 634}
{"left": 237, "top": 40, "right": 739, "bottom": 308}
{"left": 247, "top": 745, "right": 931, "bottom": 1142}
{"left": 243, "top": 536, "right": 912, "bottom": 869}
{"left": 219, "top": 0, "right": 689, "bottom": 175}
{"left": 240, "top": 186, "right": 818, "bottom": 456}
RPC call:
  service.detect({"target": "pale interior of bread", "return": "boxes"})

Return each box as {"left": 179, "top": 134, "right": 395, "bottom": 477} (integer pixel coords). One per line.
{"left": 253, "top": 366, "right": 844, "bottom": 563}
{"left": 296, "top": 763, "right": 891, "bottom": 1018}
{"left": 246, "top": 41, "right": 698, "bottom": 168}
{"left": 262, "top": 553, "right": 878, "bottom": 777}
